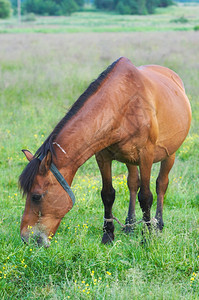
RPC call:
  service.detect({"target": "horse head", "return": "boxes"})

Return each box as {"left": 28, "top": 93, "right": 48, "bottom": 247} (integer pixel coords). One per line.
{"left": 19, "top": 150, "right": 74, "bottom": 247}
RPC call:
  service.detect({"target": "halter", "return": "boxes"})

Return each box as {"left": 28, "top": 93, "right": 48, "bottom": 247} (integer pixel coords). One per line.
{"left": 38, "top": 155, "right": 75, "bottom": 207}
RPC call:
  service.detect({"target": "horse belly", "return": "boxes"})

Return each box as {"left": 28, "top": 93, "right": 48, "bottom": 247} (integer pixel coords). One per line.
{"left": 154, "top": 94, "right": 191, "bottom": 162}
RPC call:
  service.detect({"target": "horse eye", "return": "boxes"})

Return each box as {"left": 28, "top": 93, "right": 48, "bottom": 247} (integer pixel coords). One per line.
{"left": 31, "top": 194, "right": 42, "bottom": 203}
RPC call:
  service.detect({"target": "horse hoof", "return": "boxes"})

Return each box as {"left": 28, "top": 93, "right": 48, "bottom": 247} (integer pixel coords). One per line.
{"left": 154, "top": 218, "right": 164, "bottom": 231}
{"left": 156, "top": 222, "right": 164, "bottom": 232}
{"left": 101, "top": 232, "right": 114, "bottom": 244}
{"left": 123, "top": 217, "right": 135, "bottom": 234}
{"left": 122, "top": 224, "right": 134, "bottom": 234}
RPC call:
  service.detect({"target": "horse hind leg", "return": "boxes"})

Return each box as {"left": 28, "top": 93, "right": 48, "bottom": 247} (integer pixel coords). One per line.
{"left": 155, "top": 153, "right": 175, "bottom": 231}
{"left": 95, "top": 151, "right": 115, "bottom": 244}
{"left": 124, "top": 164, "right": 140, "bottom": 233}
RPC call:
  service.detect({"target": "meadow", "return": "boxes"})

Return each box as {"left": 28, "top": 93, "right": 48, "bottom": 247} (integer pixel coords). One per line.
{"left": 0, "top": 6, "right": 199, "bottom": 299}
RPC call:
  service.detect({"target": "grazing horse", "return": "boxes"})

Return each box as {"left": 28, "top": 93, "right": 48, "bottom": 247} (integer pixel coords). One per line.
{"left": 19, "top": 57, "right": 191, "bottom": 246}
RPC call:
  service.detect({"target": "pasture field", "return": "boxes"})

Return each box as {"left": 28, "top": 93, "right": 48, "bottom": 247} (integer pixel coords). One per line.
{"left": 0, "top": 4, "right": 199, "bottom": 33}
{"left": 0, "top": 31, "right": 199, "bottom": 298}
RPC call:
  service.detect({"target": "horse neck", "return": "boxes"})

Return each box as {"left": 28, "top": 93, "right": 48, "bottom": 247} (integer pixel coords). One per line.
{"left": 53, "top": 89, "right": 123, "bottom": 181}
{"left": 52, "top": 62, "right": 140, "bottom": 183}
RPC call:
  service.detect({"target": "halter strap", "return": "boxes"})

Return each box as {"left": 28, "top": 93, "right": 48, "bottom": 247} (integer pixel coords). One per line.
{"left": 38, "top": 156, "right": 75, "bottom": 207}
{"left": 50, "top": 163, "right": 75, "bottom": 206}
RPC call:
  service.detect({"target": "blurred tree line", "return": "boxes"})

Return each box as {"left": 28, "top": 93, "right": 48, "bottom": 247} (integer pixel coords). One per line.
{"left": 95, "top": 0, "right": 173, "bottom": 14}
{"left": 9, "top": 0, "right": 84, "bottom": 16}
{"left": 0, "top": 0, "right": 173, "bottom": 18}
{"left": 23, "top": 0, "right": 84, "bottom": 15}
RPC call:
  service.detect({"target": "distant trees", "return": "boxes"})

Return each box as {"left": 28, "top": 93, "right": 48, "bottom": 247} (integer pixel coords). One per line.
{"left": 95, "top": 0, "right": 173, "bottom": 14}
{"left": 0, "top": 0, "right": 11, "bottom": 18}
{"left": 158, "top": 0, "right": 173, "bottom": 7}
{"left": 22, "top": 0, "right": 83, "bottom": 16}
{"left": 95, "top": 0, "right": 115, "bottom": 11}
{"left": 7, "top": 0, "right": 173, "bottom": 17}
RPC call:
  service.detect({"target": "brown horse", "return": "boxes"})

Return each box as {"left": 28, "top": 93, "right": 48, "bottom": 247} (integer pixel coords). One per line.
{"left": 19, "top": 57, "right": 191, "bottom": 246}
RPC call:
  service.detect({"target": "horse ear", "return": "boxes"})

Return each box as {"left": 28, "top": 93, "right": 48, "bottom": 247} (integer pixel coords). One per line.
{"left": 39, "top": 151, "right": 52, "bottom": 175}
{"left": 22, "top": 150, "right": 34, "bottom": 162}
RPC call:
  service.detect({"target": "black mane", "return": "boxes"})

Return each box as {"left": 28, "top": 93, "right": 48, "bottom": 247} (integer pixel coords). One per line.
{"left": 19, "top": 58, "right": 121, "bottom": 196}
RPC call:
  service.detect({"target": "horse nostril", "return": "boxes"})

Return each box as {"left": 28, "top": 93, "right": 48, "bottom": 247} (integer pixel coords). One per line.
{"left": 30, "top": 232, "right": 50, "bottom": 248}
{"left": 35, "top": 233, "right": 50, "bottom": 248}
{"left": 34, "top": 233, "right": 43, "bottom": 246}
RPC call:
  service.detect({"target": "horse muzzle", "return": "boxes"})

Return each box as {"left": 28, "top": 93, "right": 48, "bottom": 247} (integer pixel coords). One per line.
{"left": 21, "top": 227, "right": 51, "bottom": 248}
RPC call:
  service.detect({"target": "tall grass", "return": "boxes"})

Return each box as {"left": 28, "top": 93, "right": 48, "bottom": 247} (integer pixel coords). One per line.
{"left": 0, "top": 32, "right": 198, "bottom": 298}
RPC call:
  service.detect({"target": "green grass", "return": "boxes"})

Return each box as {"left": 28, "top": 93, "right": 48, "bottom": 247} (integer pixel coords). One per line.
{"left": 1, "top": 4, "right": 199, "bottom": 33}
{"left": 0, "top": 31, "right": 199, "bottom": 298}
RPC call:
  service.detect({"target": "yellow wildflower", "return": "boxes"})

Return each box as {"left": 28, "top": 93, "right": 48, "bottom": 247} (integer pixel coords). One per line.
{"left": 190, "top": 277, "right": 195, "bottom": 281}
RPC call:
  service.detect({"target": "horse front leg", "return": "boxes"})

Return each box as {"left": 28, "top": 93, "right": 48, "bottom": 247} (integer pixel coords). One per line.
{"left": 95, "top": 151, "right": 115, "bottom": 244}
{"left": 138, "top": 146, "right": 154, "bottom": 229}
{"left": 124, "top": 164, "right": 140, "bottom": 233}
